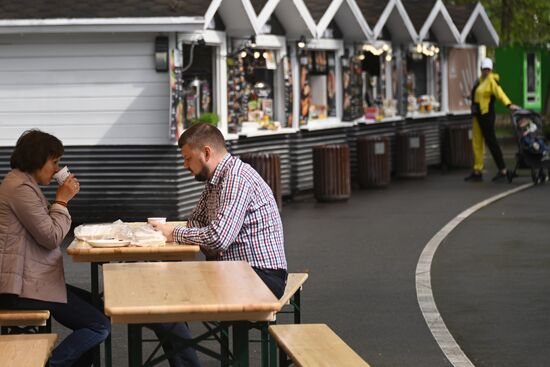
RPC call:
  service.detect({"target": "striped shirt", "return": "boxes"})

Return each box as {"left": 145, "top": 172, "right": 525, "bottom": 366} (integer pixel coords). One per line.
{"left": 173, "top": 154, "right": 287, "bottom": 270}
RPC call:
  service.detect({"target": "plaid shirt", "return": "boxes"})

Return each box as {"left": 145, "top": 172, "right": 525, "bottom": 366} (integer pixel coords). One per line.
{"left": 173, "top": 154, "right": 287, "bottom": 270}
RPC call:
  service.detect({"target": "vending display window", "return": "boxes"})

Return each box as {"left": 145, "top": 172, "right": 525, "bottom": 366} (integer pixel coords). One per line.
{"left": 170, "top": 43, "right": 217, "bottom": 140}
{"left": 341, "top": 55, "right": 363, "bottom": 121}
{"left": 359, "top": 42, "right": 398, "bottom": 121}
{"left": 299, "top": 50, "right": 337, "bottom": 125}
{"left": 227, "top": 40, "right": 290, "bottom": 135}
{"left": 405, "top": 43, "right": 442, "bottom": 116}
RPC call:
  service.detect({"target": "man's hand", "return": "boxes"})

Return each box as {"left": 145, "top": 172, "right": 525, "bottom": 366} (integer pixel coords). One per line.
{"left": 149, "top": 221, "right": 175, "bottom": 242}
{"left": 508, "top": 104, "right": 521, "bottom": 111}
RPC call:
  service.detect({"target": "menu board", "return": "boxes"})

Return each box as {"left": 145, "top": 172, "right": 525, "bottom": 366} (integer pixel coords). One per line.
{"left": 447, "top": 48, "right": 477, "bottom": 112}
{"left": 342, "top": 56, "right": 363, "bottom": 121}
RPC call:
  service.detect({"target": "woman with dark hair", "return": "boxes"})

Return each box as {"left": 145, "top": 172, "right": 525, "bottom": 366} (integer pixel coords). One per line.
{"left": 0, "top": 130, "right": 110, "bottom": 367}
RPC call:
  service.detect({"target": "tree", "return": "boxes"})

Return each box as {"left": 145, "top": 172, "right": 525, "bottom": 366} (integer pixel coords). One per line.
{"left": 447, "top": 0, "right": 550, "bottom": 45}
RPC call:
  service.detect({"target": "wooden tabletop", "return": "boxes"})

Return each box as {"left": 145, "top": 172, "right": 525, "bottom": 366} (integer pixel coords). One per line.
{"left": 0, "top": 333, "right": 57, "bottom": 367}
{"left": 103, "top": 261, "right": 282, "bottom": 324}
{"left": 66, "top": 221, "right": 200, "bottom": 262}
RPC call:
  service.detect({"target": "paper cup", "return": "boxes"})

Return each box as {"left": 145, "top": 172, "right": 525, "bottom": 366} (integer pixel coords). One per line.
{"left": 147, "top": 217, "right": 167, "bottom": 224}
{"left": 53, "top": 166, "right": 70, "bottom": 185}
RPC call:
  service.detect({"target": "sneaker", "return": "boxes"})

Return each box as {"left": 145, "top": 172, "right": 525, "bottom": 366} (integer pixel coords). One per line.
{"left": 492, "top": 171, "right": 511, "bottom": 182}
{"left": 464, "top": 172, "right": 483, "bottom": 182}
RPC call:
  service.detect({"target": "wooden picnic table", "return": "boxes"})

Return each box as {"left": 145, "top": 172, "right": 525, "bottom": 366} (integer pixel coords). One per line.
{"left": 103, "top": 261, "right": 282, "bottom": 367}
{"left": 65, "top": 221, "right": 200, "bottom": 367}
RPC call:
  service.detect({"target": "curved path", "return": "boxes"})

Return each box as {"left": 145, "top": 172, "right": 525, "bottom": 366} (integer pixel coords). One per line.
{"left": 416, "top": 182, "right": 532, "bottom": 366}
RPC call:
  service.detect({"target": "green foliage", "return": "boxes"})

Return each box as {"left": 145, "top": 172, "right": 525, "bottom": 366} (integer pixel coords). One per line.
{"left": 447, "top": 0, "right": 550, "bottom": 45}
{"left": 189, "top": 112, "right": 219, "bottom": 127}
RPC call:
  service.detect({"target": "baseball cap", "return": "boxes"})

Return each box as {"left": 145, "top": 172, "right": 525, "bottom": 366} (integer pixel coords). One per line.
{"left": 481, "top": 58, "right": 493, "bottom": 70}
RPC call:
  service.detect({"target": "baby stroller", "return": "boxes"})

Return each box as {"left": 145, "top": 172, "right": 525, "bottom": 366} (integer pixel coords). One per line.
{"left": 509, "top": 109, "right": 550, "bottom": 184}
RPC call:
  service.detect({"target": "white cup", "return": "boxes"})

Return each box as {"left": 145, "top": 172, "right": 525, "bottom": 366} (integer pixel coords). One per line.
{"left": 53, "top": 166, "right": 70, "bottom": 185}
{"left": 147, "top": 217, "right": 167, "bottom": 224}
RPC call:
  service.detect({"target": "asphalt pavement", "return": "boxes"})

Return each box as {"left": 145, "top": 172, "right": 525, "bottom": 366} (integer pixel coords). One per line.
{"left": 58, "top": 141, "right": 549, "bottom": 366}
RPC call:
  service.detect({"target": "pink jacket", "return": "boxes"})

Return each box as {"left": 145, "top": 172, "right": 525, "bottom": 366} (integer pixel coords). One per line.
{"left": 0, "top": 169, "right": 71, "bottom": 303}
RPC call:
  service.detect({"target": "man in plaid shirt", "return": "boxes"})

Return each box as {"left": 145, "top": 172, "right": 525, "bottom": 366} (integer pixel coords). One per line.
{"left": 150, "top": 123, "right": 287, "bottom": 367}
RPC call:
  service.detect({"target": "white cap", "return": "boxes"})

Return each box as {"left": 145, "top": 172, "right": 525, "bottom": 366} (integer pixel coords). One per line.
{"left": 481, "top": 58, "right": 493, "bottom": 70}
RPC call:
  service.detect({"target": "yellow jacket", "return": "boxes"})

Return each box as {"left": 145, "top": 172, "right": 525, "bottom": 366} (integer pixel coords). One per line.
{"left": 473, "top": 72, "right": 511, "bottom": 115}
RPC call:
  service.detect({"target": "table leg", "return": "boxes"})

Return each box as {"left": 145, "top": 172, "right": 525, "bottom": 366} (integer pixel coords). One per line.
{"left": 128, "top": 324, "right": 143, "bottom": 367}
{"left": 232, "top": 321, "right": 249, "bottom": 367}
{"left": 221, "top": 322, "right": 230, "bottom": 367}
{"left": 91, "top": 263, "right": 100, "bottom": 367}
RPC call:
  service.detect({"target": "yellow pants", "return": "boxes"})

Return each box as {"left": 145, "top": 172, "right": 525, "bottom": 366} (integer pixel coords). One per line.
{"left": 472, "top": 116, "right": 485, "bottom": 172}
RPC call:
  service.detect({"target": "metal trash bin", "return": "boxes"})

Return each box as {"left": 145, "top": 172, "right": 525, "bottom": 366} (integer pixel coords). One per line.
{"left": 443, "top": 124, "right": 473, "bottom": 168}
{"left": 240, "top": 153, "right": 282, "bottom": 210}
{"left": 357, "top": 136, "right": 390, "bottom": 188}
{"left": 313, "top": 144, "right": 351, "bottom": 202}
{"left": 396, "top": 132, "right": 427, "bottom": 178}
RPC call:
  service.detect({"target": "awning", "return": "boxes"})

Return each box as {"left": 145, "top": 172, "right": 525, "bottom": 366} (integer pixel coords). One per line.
{"left": 256, "top": 0, "right": 317, "bottom": 38}
{"left": 317, "top": 0, "right": 372, "bottom": 41}
{"left": 460, "top": 2, "right": 499, "bottom": 46}
{"left": 205, "top": 0, "right": 259, "bottom": 37}
{"left": 416, "top": 0, "right": 460, "bottom": 45}
{"left": 355, "top": 0, "right": 417, "bottom": 43}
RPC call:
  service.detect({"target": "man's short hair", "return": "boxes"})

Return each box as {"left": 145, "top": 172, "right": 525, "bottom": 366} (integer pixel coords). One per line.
{"left": 10, "top": 129, "right": 64, "bottom": 173}
{"left": 178, "top": 123, "right": 226, "bottom": 151}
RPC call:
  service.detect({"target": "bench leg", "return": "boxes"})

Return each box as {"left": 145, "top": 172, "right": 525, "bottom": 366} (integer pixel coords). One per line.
{"left": 278, "top": 348, "right": 290, "bottom": 367}
{"left": 292, "top": 289, "right": 301, "bottom": 324}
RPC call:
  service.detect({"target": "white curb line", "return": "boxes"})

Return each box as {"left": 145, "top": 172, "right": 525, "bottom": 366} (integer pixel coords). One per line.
{"left": 416, "top": 183, "right": 533, "bottom": 367}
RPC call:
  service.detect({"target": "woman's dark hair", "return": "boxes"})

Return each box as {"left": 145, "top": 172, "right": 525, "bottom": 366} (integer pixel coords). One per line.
{"left": 10, "top": 129, "right": 64, "bottom": 173}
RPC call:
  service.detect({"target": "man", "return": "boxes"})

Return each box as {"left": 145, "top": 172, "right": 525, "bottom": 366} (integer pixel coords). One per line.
{"left": 149, "top": 123, "right": 288, "bottom": 367}
{"left": 465, "top": 58, "right": 520, "bottom": 182}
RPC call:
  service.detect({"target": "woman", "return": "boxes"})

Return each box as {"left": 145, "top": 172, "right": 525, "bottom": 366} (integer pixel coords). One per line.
{"left": 0, "top": 130, "right": 110, "bottom": 367}
{"left": 465, "top": 58, "right": 520, "bottom": 182}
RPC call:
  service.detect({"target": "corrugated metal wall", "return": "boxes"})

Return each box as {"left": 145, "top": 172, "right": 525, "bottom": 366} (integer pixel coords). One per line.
{"left": 0, "top": 118, "right": 474, "bottom": 223}
{"left": 0, "top": 145, "right": 202, "bottom": 223}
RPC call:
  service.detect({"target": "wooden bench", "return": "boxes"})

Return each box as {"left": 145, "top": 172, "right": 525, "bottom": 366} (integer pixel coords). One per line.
{"left": 0, "top": 310, "right": 51, "bottom": 334}
{"left": 0, "top": 333, "right": 57, "bottom": 367}
{"left": 269, "top": 324, "right": 370, "bottom": 367}
{"left": 279, "top": 273, "right": 308, "bottom": 324}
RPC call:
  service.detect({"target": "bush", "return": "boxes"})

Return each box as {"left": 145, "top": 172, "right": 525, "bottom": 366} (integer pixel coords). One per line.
{"left": 189, "top": 112, "right": 219, "bottom": 127}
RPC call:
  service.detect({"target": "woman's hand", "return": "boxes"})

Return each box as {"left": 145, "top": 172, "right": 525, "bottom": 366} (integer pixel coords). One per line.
{"left": 55, "top": 174, "right": 80, "bottom": 203}
{"left": 149, "top": 221, "right": 175, "bottom": 242}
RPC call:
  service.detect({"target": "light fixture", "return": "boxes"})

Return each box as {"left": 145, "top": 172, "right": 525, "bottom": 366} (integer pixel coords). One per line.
{"left": 240, "top": 49, "right": 248, "bottom": 58}
{"left": 250, "top": 35, "right": 257, "bottom": 48}
{"left": 262, "top": 51, "right": 269, "bottom": 59}
{"left": 253, "top": 51, "right": 261, "bottom": 59}
{"left": 358, "top": 53, "right": 365, "bottom": 61}
{"left": 154, "top": 36, "right": 169, "bottom": 72}
{"left": 385, "top": 54, "right": 392, "bottom": 62}
{"left": 297, "top": 36, "right": 306, "bottom": 49}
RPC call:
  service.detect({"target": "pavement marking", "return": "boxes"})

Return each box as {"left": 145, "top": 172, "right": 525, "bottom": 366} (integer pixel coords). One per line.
{"left": 415, "top": 183, "right": 533, "bottom": 367}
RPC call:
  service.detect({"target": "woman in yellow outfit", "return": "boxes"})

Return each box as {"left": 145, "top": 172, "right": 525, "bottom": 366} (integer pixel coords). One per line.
{"left": 465, "top": 58, "right": 520, "bottom": 182}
